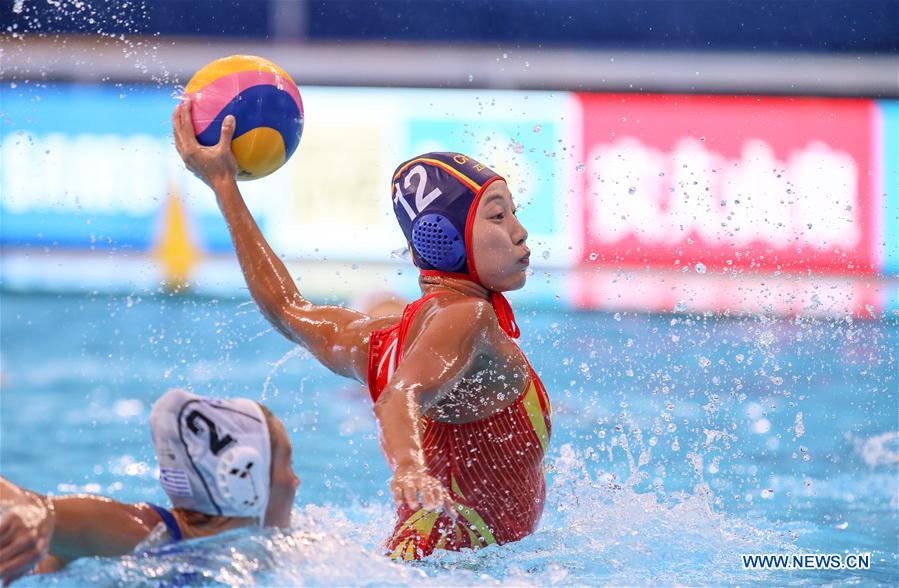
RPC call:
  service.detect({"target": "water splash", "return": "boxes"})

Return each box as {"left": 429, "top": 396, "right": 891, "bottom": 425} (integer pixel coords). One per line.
{"left": 261, "top": 346, "right": 310, "bottom": 401}
{"left": 18, "top": 442, "right": 795, "bottom": 587}
{"left": 533, "top": 444, "right": 791, "bottom": 585}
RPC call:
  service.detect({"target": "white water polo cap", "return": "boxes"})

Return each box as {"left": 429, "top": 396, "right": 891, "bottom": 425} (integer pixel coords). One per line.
{"left": 150, "top": 389, "right": 271, "bottom": 520}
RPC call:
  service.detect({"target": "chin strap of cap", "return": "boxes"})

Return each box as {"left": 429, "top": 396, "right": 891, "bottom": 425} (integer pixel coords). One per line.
{"left": 490, "top": 291, "right": 521, "bottom": 339}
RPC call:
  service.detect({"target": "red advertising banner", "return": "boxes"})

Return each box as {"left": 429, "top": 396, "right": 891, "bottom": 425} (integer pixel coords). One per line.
{"left": 575, "top": 94, "right": 878, "bottom": 276}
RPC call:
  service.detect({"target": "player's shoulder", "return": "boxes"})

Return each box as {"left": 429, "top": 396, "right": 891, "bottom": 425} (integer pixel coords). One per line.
{"left": 425, "top": 292, "right": 491, "bottom": 321}
{"left": 400, "top": 293, "right": 499, "bottom": 360}
{"left": 412, "top": 293, "right": 495, "bottom": 342}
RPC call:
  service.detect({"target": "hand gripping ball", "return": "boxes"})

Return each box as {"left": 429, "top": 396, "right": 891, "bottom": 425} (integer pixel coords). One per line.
{"left": 184, "top": 55, "right": 304, "bottom": 181}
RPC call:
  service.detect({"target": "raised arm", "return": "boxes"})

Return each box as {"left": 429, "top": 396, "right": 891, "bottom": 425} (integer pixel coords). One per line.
{"left": 373, "top": 298, "right": 494, "bottom": 513}
{"left": 172, "top": 101, "right": 390, "bottom": 382}
{"left": 0, "top": 478, "right": 160, "bottom": 584}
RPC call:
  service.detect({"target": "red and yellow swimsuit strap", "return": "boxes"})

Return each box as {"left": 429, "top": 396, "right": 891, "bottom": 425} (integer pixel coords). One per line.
{"left": 367, "top": 291, "right": 450, "bottom": 402}
{"left": 516, "top": 351, "right": 552, "bottom": 452}
{"left": 518, "top": 378, "right": 551, "bottom": 453}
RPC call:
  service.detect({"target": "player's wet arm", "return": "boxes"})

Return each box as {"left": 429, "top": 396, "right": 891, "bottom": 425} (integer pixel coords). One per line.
{"left": 172, "top": 101, "right": 390, "bottom": 382}
{"left": 41, "top": 496, "right": 160, "bottom": 565}
{"left": 373, "top": 301, "right": 489, "bottom": 510}
{"left": 0, "top": 477, "right": 54, "bottom": 585}
{"left": 213, "top": 177, "right": 396, "bottom": 381}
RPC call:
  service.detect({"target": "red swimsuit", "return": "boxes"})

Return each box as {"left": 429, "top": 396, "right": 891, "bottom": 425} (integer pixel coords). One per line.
{"left": 368, "top": 292, "right": 552, "bottom": 560}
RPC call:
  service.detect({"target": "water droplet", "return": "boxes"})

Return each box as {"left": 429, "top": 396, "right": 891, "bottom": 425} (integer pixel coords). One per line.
{"left": 578, "top": 363, "right": 591, "bottom": 380}
{"left": 588, "top": 252, "right": 597, "bottom": 261}
{"left": 390, "top": 247, "right": 410, "bottom": 260}
{"left": 695, "top": 263, "right": 707, "bottom": 274}
{"left": 628, "top": 186, "right": 637, "bottom": 195}
{"left": 794, "top": 412, "right": 805, "bottom": 438}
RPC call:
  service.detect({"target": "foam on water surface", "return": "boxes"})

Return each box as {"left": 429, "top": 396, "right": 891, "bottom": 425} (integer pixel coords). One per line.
{"left": 25, "top": 455, "right": 793, "bottom": 587}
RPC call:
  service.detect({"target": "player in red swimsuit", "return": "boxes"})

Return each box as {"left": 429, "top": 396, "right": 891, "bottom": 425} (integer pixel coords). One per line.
{"left": 172, "top": 104, "right": 550, "bottom": 561}
{"left": 369, "top": 153, "right": 552, "bottom": 560}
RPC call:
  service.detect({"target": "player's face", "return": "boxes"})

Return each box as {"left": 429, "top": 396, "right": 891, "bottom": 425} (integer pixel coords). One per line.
{"left": 263, "top": 415, "right": 299, "bottom": 528}
{"left": 471, "top": 181, "right": 530, "bottom": 292}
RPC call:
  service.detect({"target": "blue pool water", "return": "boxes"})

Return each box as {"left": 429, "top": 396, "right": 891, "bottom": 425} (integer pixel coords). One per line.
{"left": 1, "top": 291, "right": 896, "bottom": 586}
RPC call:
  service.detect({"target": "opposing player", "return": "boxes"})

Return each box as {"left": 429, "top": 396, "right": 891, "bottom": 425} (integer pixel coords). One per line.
{"left": 171, "top": 101, "right": 551, "bottom": 560}
{"left": 0, "top": 389, "right": 299, "bottom": 584}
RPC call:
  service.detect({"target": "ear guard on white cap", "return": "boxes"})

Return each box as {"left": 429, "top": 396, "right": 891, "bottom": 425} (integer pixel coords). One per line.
{"left": 216, "top": 445, "right": 267, "bottom": 513}
{"left": 151, "top": 389, "right": 271, "bottom": 522}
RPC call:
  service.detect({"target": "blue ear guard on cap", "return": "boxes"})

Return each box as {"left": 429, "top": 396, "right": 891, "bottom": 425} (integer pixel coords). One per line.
{"left": 412, "top": 213, "right": 466, "bottom": 272}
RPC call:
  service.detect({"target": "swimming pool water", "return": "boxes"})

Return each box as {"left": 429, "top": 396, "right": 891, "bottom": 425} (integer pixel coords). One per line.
{"left": 1, "top": 291, "right": 896, "bottom": 586}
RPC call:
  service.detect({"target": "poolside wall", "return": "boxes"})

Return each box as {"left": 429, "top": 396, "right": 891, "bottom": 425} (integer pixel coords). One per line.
{"left": 1, "top": 84, "right": 896, "bottom": 314}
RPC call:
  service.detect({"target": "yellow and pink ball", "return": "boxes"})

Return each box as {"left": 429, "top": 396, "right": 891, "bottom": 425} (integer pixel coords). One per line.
{"left": 185, "top": 55, "right": 304, "bottom": 180}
